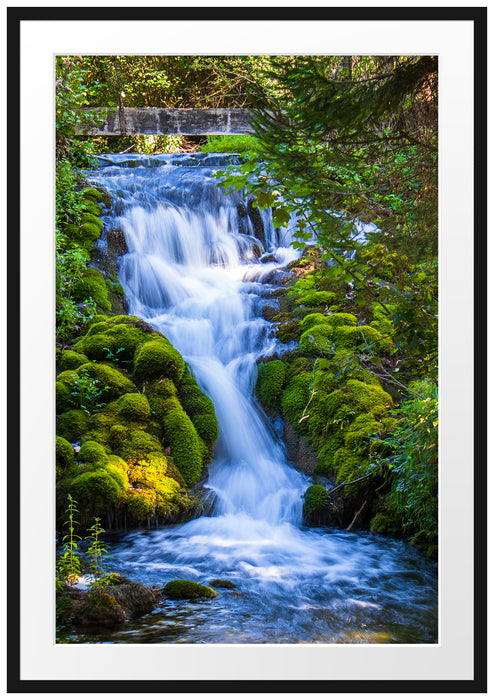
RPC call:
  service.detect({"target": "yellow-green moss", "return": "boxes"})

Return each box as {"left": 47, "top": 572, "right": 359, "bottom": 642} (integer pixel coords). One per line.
{"left": 126, "top": 489, "right": 156, "bottom": 521}
{"left": 299, "top": 313, "right": 329, "bottom": 333}
{"left": 73, "top": 268, "right": 111, "bottom": 313}
{"left": 325, "top": 312, "right": 358, "bottom": 328}
{"left": 120, "top": 429, "right": 163, "bottom": 462}
{"left": 297, "top": 290, "right": 335, "bottom": 307}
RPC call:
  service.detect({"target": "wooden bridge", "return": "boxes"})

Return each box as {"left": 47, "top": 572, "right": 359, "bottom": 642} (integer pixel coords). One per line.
{"left": 75, "top": 107, "right": 254, "bottom": 136}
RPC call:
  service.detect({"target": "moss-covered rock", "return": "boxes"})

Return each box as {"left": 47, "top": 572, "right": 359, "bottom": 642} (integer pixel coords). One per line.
{"left": 120, "top": 429, "right": 163, "bottom": 462}
{"left": 209, "top": 579, "right": 238, "bottom": 589}
{"left": 56, "top": 381, "right": 72, "bottom": 414}
{"left": 161, "top": 398, "right": 205, "bottom": 486}
{"left": 70, "top": 467, "right": 125, "bottom": 515}
{"left": 126, "top": 489, "right": 156, "bottom": 521}
{"left": 73, "top": 268, "right": 111, "bottom": 313}
{"left": 256, "top": 360, "right": 286, "bottom": 410}
{"left": 299, "top": 324, "right": 334, "bottom": 355}
{"left": 134, "top": 340, "right": 185, "bottom": 385}
{"left": 58, "top": 350, "right": 89, "bottom": 372}
{"left": 162, "top": 579, "right": 217, "bottom": 600}
{"left": 56, "top": 436, "right": 75, "bottom": 475}
{"left": 103, "top": 582, "right": 157, "bottom": 616}
{"left": 57, "top": 410, "right": 90, "bottom": 442}
{"left": 78, "top": 363, "right": 134, "bottom": 403}
{"left": 78, "top": 440, "right": 108, "bottom": 463}
{"left": 281, "top": 372, "right": 312, "bottom": 428}
{"left": 297, "top": 290, "right": 336, "bottom": 307}
{"left": 303, "top": 484, "right": 331, "bottom": 525}
{"left": 116, "top": 393, "right": 151, "bottom": 422}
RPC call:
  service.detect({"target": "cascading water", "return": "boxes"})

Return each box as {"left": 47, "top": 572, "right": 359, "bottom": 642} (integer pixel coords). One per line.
{"left": 66, "top": 152, "right": 437, "bottom": 644}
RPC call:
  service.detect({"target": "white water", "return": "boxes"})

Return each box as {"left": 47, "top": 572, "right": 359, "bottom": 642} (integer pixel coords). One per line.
{"left": 81, "top": 153, "right": 437, "bottom": 644}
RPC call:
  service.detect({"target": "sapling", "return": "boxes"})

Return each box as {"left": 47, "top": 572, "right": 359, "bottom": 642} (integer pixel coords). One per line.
{"left": 87, "top": 517, "right": 108, "bottom": 590}
{"left": 57, "top": 494, "right": 81, "bottom": 589}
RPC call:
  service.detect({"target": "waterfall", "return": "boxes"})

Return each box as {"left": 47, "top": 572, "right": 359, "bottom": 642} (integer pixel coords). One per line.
{"left": 80, "top": 153, "right": 438, "bottom": 645}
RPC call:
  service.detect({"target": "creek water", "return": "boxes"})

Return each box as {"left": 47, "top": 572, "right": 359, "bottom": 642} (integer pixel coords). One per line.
{"left": 63, "top": 153, "right": 437, "bottom": 644}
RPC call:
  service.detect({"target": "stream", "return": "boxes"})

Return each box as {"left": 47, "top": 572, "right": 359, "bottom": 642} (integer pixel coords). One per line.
{"left": 60, "top": 152, "right": 437, "bottom": 644}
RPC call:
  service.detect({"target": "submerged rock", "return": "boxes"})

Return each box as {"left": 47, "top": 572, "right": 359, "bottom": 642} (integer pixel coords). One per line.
{"left": 162, "top": 579, "right": 217, "bottom": 600}
{"left": 104, "top": 582, "right": 158, "bottom": 616}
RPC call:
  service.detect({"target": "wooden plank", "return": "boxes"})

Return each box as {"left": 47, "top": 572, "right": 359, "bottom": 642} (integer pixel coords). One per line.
{"left": 75, "top": 107, "right": 254, "bottom": 136}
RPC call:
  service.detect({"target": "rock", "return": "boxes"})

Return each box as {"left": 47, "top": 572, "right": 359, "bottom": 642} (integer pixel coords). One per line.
{"left": 209, "top": 579, "right": 238, "bottom": 590}
{"left": 104, "top": 582, "right": 158, "bottom": 616}
{"left": 283, "top": 421, "right": 317, "bottom": 475}
{"left": 57, "top": 590, "right": 127, "bottom": 626}
{"left": 261, "top": 303, "right": 279, "bottom": 321}
{"left": 162, "top": 579, "right": 217, "bottom": 600}
{"left": 106, "top": 227, "right": 128, "bottom": 256}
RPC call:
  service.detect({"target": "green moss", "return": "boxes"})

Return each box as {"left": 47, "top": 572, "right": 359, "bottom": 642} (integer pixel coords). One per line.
{"left": 58, "top": 350, "right": 89, "bottom": 372}
{"left": 333, "top": 326, "right": 357, "bottom": 349}
{"left": 70, "top": 467, "right": 125, "bottom": 514}
{"left": 82, "top": 199, "right": 103, "bottom": 217}
{"left": 299, "top": 324, "right": 334, "bottom": 355}
{"left": 209, "top": 579, "right": 237, "bottom": 589}
{"left": 56, "top": 436, "right": 75, "bottom": 474}
{"left": 344, "top": 413, "right": 385, "bottom": 453}
{"left": 162, "top": 579, "right": 217, "bottom": 600}
{"left": 427, "top": 544, "right": 438, "bottom": 560}
{"left": 56, "top": 369, "right": 79, "bottom": 387}
{"left": 161, "top": 398, "right": 204, "bottom": 486}
{"left": 109, "top": 424, "right": 130, "bottom": 451}
{"left": 370, "top": 512, "right": 400, "bottom": 534}
{"left": 78, "top": 363, "right": 134, "bottom": 403}
{"left": 126, "top": 490, "right": 156, "bottom": 521}
{"left": 299, "top": 313, "right": 329, "bottom": 333}
{"left": 276, "top": 321, "right": 301, "bottom": 343}
{"left": 56, "top": 381, "right": 71, "bottom": 413}
{"left": 83, "top": 186, "right": 111, "bottom": 206}
{"left": 281, "top": 371, "right": 312, "bottom": 428}
{"left": 134, "top": 340, "right": 185, "bottom": 385}
{"left": 256, "top": 360, "right": 286, "bottom": 409}
{"left": 334, "top": 448, "right": 369, "bottom": 492}
{"left": 346, "top": 379, "right": 393, "bottom": 417}
{"left": 314, "top": 435, "right": 345, "bottom": 476}
{"left": 191, "top": 413, "right": 219, "bottom": 445}
{"left": 120, "top": 429, "right": 163, "bottom": 462}
{"left": 117, "top": 393, "right": 151, "bottom": 422}
{"left": 73, "top": 268, "right": 111, "bottom": 313}
{"left": 297, "top": 290, "right": 336, "bottom": 307}
{"left": 78, "top": 440, "right": 108, "bottom": 463}
{"left": 57, "top": 410, "right": 90, "bottom": 442}
{"left": 325, "top": 313, "right": 358, "bottom": 328}
{"left": 146, "top": 378, "right": 177, "bottom": 419}
{"left": 303, "top": 484, "right": 330, "bottom": 515}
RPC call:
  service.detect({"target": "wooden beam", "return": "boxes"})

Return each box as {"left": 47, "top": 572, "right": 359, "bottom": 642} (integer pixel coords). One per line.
{"left": 75, "top": 107, "right": 254, "bottom": 136}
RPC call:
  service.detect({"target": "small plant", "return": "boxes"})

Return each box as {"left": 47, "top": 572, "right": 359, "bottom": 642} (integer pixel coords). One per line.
{"left": 87, "top": 517, "right": 108, "bottom": 589}
{"left": 56, "top": 494, "right": 82, "bottom": 590}
{"left": 70, "top": 368, "right": 108, "bottom": 414}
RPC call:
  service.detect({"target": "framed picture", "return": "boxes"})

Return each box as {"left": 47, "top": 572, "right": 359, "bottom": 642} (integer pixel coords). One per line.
{"left": 7, "top": 4, "right": 486, "bottom": 693}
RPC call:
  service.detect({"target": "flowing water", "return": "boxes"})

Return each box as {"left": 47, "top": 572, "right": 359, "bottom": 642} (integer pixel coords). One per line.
{"left": 62, "top": 153, "right": 437, "bottom": 644}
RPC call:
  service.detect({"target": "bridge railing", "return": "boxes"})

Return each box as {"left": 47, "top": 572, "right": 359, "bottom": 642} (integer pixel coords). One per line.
{"left": 75, "top": 107, "right": 254, "bottom": 136}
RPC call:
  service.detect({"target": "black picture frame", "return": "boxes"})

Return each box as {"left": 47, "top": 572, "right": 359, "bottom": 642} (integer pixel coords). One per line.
{"left": 7, "top": 5, "right": 487, "bottom": 693}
